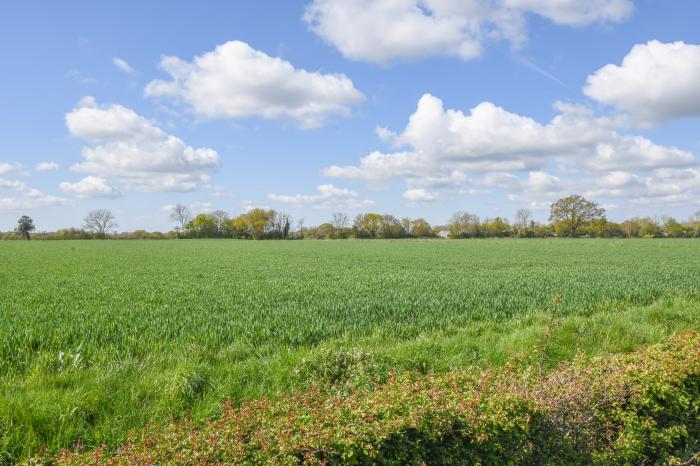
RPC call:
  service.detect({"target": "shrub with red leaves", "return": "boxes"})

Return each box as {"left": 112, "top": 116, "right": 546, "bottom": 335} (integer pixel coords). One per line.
{"left": 52, "top": 332, "right": 700, "bottom": 465}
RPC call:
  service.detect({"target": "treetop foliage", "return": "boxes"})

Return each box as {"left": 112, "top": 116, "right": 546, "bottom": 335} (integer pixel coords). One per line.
{"left": 4, "top": 197, "right": 700, "bottom": 240}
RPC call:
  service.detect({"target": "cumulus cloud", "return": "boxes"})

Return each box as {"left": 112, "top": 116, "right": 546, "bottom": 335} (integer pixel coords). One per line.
{"left": 268, "top": 184, "right": 374, "bottom": 209}
{"left": 468, "top": 167, "right": 700, "bottom": 211}
{"left": 35, "top": 162, "right": 59, "bottom": 172}
{"left": 0, "top": 177, "right": 71, "bottom": 212}
{"left": 59, "top": 176, "right": 122, "bottom": 198}
{"left": 584, "top": 41, "right": 700, "bottom": 124}
{"left": 304, "top": 0, "right": 632, "bottom": 64}
{"left": 65, "top": 98, "right": 219, "bottom": 192}
{"left": 324, "top": 94, "right": 694, "bottom": 188}
{"left": 144, "top": 40, "right": 364, "bottom": 128}
{"left": 113, "top": 57, "right": 135, "bottom": 74}
{"left": 402, "top": 188, "right": 441, "bottom": 203}
{"left": 324, "top": 93, "right": 699, "bottom": 209}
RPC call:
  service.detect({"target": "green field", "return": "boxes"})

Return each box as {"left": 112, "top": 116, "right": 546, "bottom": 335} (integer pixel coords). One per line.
{"left": 1, "top": 239, "right": 700, "bottom": 462}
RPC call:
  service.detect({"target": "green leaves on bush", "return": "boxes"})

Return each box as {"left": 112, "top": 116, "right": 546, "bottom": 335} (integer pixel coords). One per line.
{"left": 55, "top": 332, "right": 700, "bottom": 465}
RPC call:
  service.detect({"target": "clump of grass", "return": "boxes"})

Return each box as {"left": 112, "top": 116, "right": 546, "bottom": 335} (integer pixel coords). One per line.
{"left": 292, "top": 349, "right": 390, "bottom": 395}
{"left": 159, "top": 365, "right": 212, "bottom": 413}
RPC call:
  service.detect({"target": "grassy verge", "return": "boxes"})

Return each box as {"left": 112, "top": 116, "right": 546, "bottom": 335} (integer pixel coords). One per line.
{"left": 4, "top": 297, "right": 700, "bottom": 463}
{"left": 53, "top": 329, "right": 700, "bottom": 465}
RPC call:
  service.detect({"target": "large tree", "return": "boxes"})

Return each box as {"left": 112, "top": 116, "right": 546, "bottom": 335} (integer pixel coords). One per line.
{"left": 233, "top": 208, "right": 275, "bottom": 240}
{"left": 353, "top": 213, "right": 383, "bottom": 238}
{"left": 211, "top": 210, "right": 229, "bottom": 237}
{"left": 330, "top": 212, "right": 349, "bottom": 239}
{"left": 549, "top": 195, "right": 605, "bottom": 237}
{"left": 448, "top": 211, "right": 480, "bottom": 238}
{"left": 84, "top": 209, "right": 118, "bottom": 237}
{"left": 514, "top": 208, "right": 532, "bottom": 237}
{"left": 16, "top": 215, "right": 35, "bottom": 240}
{"left": 169, "top": 204, "right": 192, "bottom": 236}
{"left": 378, "top": 214, "right": 405, "bottom": 238}
{"left": 409, "top": 218, "right": 433, "bottom": 237}
{"left": 187, "top": 214, "right": 218, "bottom": 238}
{"left": 484, "top": 217, "right": 510, "bottom": 237}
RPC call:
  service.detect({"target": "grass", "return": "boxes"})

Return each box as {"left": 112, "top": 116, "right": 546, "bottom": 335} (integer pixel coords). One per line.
{"left": 54, "top": 331, "right": 700, "bottom": 465}
{"left": 1, "top": 239, "right": 699, "bottom": 462}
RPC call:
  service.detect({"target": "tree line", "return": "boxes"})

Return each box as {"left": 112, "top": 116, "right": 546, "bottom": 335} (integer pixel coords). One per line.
{"left": 4, "top": 195, "right": 700, "bottom": 240}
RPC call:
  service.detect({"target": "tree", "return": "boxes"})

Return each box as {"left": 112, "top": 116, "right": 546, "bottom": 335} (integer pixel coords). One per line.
{"left": 588, "top": 218, "right": 621, "bottom": 238}
{"left": 484, "top": 217, "right": 510, "bottom": 237}
{"left": 84, "top": 209, "right": 118, "bottom": 237}
{"left": 16, "top": 215, "right": 35, "bottom": 240}
{"left": 211, "top": 210, "right": 229, "bottom": 237}
{"left": 233, "top": 208, "right": 275, "bottom": 240}
{"left": 353, "top": 213, "right": 383, "bottom": 238}
{"left": 295, "top": 218, "right": 305, "bottom": 239}
{"left": 169, "top": 204, "right": 192, "bottom": 237}
{"left": 662, "top": 216, "right": 686, "bottom": 238}
{"left": 690, "top": 211, "right": 700, "bottom": 238}
{"left": 638, "top": 217, "right": 662, "bottom": 237}
{"left": 448, "top": 211, "right": 480, "bottom": 238}
{"left": 187, "top": 214, "right": 217, "bottom": 238}
{"left": 514, "top": 208, "right": 532, "bottom": 237}
{"left": 549, "top": 195, "right": 605, "bottom": 237}
{"left": 330, "top": 212, "right": 349, "bottom": 239}
{"left": 378, "top": 214, "right": 405, "bottom": 238}
{"left": 409, "top": 218, "right": 433, "bottom": 237}
{"left": 306, "top": 223, "right": 335, "bottom": 239}
{"left": 269, "top": 211, "right": 291, "bottom": 239}
{"left": 620, "top": 218, "right": 640, "bottom": 238}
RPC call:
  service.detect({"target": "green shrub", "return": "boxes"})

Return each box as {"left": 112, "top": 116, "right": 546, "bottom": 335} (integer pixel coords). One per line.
{"left": 52, "top": 331, "right": 700, "bottom": 465}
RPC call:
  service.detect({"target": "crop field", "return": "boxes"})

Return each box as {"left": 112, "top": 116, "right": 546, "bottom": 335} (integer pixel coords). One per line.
{"left": 1, "top": 239, "right": 700, "bottom": 462}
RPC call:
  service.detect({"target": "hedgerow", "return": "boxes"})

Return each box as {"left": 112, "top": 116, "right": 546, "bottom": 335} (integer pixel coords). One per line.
{"left": 53, "top": 331, "right": 700, "bottom": 465}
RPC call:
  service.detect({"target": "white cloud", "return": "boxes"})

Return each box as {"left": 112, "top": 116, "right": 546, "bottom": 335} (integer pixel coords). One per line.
{"left": 77, "top": 96, "right": 97, "bottom": 108}
{"left": 473, "top": 167, "right": 700, "bottom": 211}
{"left": 241, "top": 200, "right": 272, "bottom": 212}
{"left": 189, "top": 201, "right": 213, "bottom": 213}
{"left": 584, "top": 41, "right": 700, "bottom": 124}
{"left": 113, "top": 57, "right": 135, "bottom": 74}
{"left": 0, "top": 177, "right": 71, "bottom": 212}
{"left": 208, "top": 185, "right": 231, "bottom": 198}
{"left": 324, "top": 93, "right": 700, "bottom": 210}
{"left": 0, "top": 163, "right": 14, "bottom": 175}
{"left": 0, "top": 195, "right": 71, "bottom": 212}
{"left": 65, "top": 98, "right": 219, "bottom": 192}
{"left": 59, "top": 176, "right": 122, "bottom": 198}
{"left": 505, "top": 0, "right": 632, "bottom": 26}
{"left": 0, "top": 178, "right": 27, "bottom": 192}
{"left": 324, "top": 94, "right": 695, "bottom": 189}
{"left": 144, "top": 40, "right": 364, "bottom": 128}
{"left": 268, "top": 183, "right": 374, "bottom": 209}
{"left": 304, "top": 0, "right": 632, "bottom": 65}
{"left": 402, "top": 188, "right": 441, "bottom": 202}
{"left": 35, "top": 162, "right": 59, "bottom": 172}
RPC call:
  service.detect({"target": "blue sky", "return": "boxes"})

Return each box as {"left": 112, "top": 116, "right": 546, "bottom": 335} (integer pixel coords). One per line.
{"left": 2, "top": 0, "right": 700, "bottom": 232}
